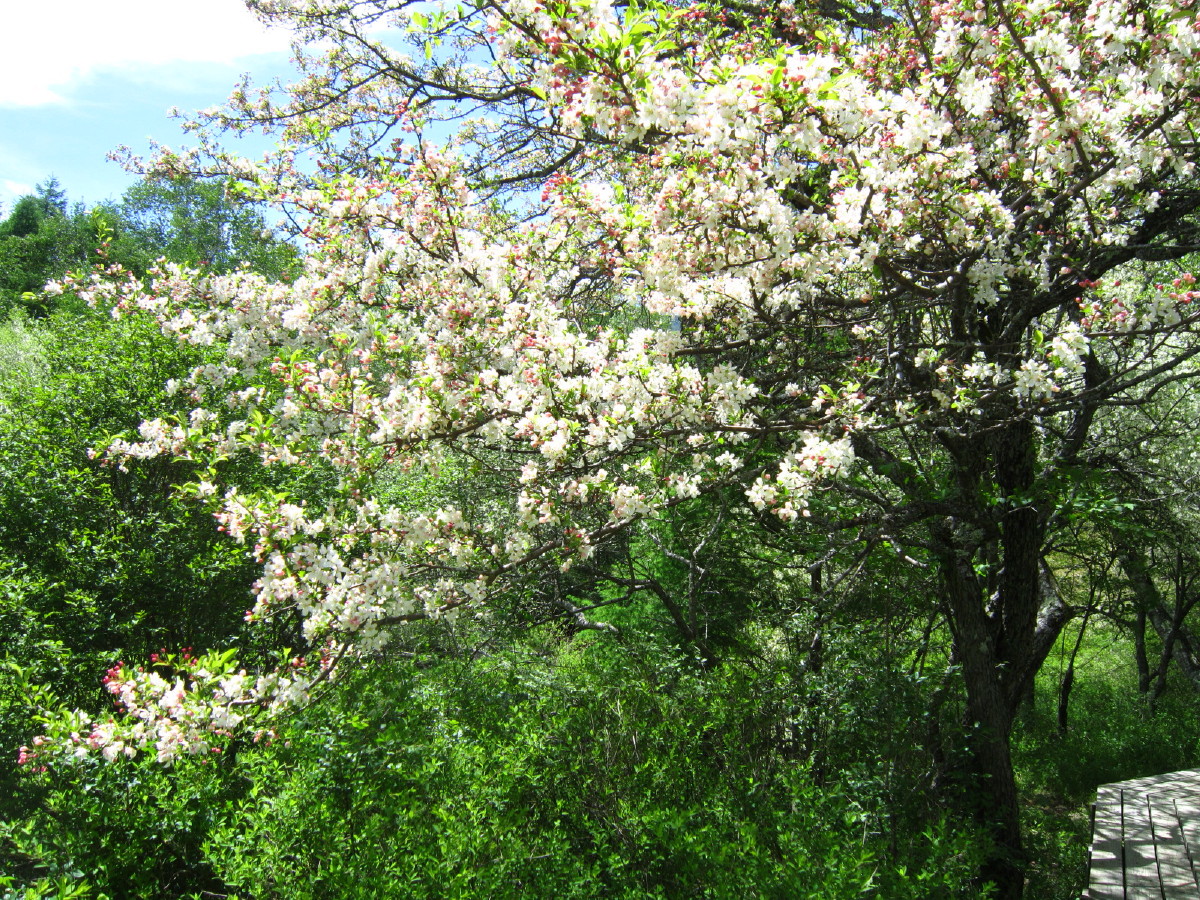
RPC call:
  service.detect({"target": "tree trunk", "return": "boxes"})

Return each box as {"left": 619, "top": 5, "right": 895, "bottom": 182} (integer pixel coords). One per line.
{"left": 937, "top": 531, "right": 1026, "bottom": 899}
{"left": 929, "top": 416, "right": 1066, "bottom": 899}
{"left": 1058, "top": 606, "right": 1091, "bottom": 735}
{"left": 1057, "top": 665, "right": 1074, "bottom": 735}
{"left": 1121, "top": 550, "right": 1200, "bottom": 692}
{"left": 1135, "top": 608, "right": 1151, "bottom": 695}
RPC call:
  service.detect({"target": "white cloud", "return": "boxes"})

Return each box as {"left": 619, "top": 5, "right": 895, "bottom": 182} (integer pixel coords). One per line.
{"left": 0, "top": 0, "right": 295, "bottom": 108}
{"left": 2, "top": 179, "right": 33, "bottom": 197}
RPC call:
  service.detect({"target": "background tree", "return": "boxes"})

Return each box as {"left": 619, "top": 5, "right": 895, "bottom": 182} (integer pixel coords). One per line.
{"left": 0, "top": 179, "right": 93, "bottom": 317}
{"left": 110, "top": 176, "right": 299, "bottom": 278}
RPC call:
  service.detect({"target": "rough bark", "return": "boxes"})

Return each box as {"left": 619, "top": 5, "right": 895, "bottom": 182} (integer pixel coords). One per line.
{"left": 1135, "top": 608, "right": 1151, "bottom": 695}
{"left": 934, "top": 522, "right": 1026, "bottom": 899}
{"left": 929, "top": 417, "right": 1072, "bottom": 899}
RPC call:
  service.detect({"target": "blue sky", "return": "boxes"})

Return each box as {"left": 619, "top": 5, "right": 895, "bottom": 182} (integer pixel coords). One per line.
{"left": 0, "top": 0, "right": 299, "bottom": 214}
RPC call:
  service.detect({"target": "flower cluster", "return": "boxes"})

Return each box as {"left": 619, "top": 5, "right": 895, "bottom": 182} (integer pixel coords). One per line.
{"left": 30, "top": 0, "right": 1200, "bottom": 763}
{"left": 24, "top": 649, "right": 302, "bottom": 767}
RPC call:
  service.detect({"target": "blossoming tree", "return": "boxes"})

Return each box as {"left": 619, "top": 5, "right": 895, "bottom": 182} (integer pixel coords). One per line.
{"left": 28, "top": 0, "right": 1200, "bottom": 893}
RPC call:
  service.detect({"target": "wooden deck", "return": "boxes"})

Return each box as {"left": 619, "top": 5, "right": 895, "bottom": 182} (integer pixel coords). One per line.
{"left": 1087, "top": 768, "right": 1200, "bottom": 898}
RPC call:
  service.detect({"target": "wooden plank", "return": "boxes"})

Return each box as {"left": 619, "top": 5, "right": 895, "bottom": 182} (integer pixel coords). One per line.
{"left": 1127, "top": 771, "right": 1178, "bottom": 792}
{"left": 1173, "top": 789, "right": 1200, "bottom": 891}
{"left": 1111, "top": 768, "right": 1200, "bottom": 796}
{"left": 1148, "top": 792, "right": 1198, "bottom": 896}
{"left": 1087, "top": 769, "right": 1200, "bottom": 899}
{"left": 1088, "top": 788, "right": 1126, "bottom": 900}
{"left": 1125, "top": 789, "right": 1164, "bottom": 900}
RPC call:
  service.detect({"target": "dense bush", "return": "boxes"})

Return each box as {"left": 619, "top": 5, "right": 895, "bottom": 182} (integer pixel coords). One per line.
{"left": 199, "top": 636, "right": 987, "bottom": 900}
{"left": 5, "top": 625, "right": 992, "bottom": 899}
{"left": 0, "top": 305, "right": 329, "bottom": 894}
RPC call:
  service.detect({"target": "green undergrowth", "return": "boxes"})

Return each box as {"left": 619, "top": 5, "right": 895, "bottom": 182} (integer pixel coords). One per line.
{"left": 6, "top": 631, "right": 988, "bottom": 899}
